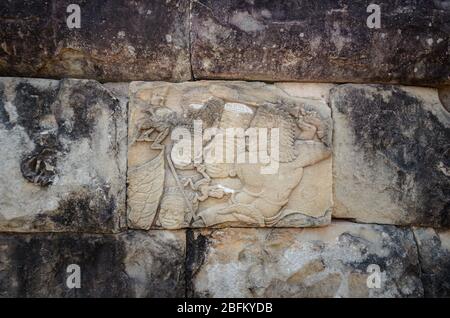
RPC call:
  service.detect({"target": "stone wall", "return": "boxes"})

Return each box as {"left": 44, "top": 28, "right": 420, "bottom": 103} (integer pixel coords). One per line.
{"left": 0, "top": 0, "right": 449, "bottom": 298}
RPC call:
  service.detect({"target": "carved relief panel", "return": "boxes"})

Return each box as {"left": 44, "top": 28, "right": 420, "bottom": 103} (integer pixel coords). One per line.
{"left": 127, "top": 82, "right": 333, "bottom": 229}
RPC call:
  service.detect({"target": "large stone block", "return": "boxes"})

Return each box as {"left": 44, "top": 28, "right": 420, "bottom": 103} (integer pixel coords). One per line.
{"left": 187, "top": 222, "right": 423, "bottom": 298}
{"left": 332, "top": 84, "right": 450, "bottom": 227}
{"left": 191, "top": 0, "right": 450, "bottom": 85}
{"left": 413, "top": 227, "right": 450, "bottom": 297}
{"left": 127, "top": 81, "right": 333, "bottom": 229}
{"left": 0, "top": 78, "right": 127, "bottom": 232}
{"left": 0, "top": 0, "right": 191, "bottom": 81}
{"left": 0, "top": 230, "right": 186, "bottom": 297}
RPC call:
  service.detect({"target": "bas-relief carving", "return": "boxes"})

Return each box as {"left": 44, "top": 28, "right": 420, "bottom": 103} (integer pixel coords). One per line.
{"left": 127, "top": 82, "right": 333, "bottom": 229}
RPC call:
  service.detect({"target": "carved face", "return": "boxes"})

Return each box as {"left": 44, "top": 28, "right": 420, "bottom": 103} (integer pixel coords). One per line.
{"left": 158, "top": 192, "right": 188, "bottom": 229}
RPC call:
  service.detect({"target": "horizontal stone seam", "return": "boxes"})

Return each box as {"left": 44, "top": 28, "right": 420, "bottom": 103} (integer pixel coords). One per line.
{"left": 328, "top": 218, "right": 448, "bottom": 229}
{"left": 2, "top": 76, "right": 446, "bottom": 88}
{"left": 0, "top": 223, "right": 447, "bottom": 234}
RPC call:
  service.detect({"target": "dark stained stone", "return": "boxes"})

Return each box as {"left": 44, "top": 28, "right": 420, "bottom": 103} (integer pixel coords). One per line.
{"left": 0, "top": 0, "right": 55, "bottom": 78}
{"left": 0, "top": 78, "right": 127, "bottom": 233}
{"left": 191, "top": 0, "right": 450, "bottom": 85}
{"left": 0, "top": 230, "right": 186, "bottom": 297}
{"left": 332, "top": 84, "right": 450, "bottom": 227}
{"left": 413, "top": 227, "right": 450, "bottom": 297}
{"left": 0, "top": 0, "right": 191, "bottom": 81}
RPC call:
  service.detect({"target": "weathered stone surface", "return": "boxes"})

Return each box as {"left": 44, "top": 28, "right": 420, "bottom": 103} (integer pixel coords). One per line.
{"left": 0, "top": 230, "right": 186, "bottom": 297}
{"left": 439, "top": 86, "right": 450, "bottom": 112}
{"left": 332, "top": 84, "right": 450, "bottom": 227}
{"left": 0, "top": 77, "right": 127, "bottom": 232}
{"left": 191, "top": 0, "right": 450, "bottom": 85}
{"left": 413, "top": 227, "right": 450, "bottom": 297}
{"left": 187, "top": 222, "right": 423, "bottom": 298}
{"left": 127, "top": 81, "right": 332, "bottom": 229}
{"left": 0, "top": 0, "right": 191, "bottom": 81}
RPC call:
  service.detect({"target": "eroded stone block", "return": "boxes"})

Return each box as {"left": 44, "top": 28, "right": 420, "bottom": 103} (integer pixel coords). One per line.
{"left": 0, "top": 78, "right": 127, "bottom": 232}
{"left": 191, "top": 0, "right": 450, "bottom": 85}
{"left": 187, "top": 222, "right": 423, "bottom": 298}
{"left": 332, "top": 84, "right": 450, "bottom": 227}
{"left": 0, "top": 230, "right": 186, "bottom": 297}
{"left": 413, "top": 227, "right": 450, "bottom": 297}
{"left": 0, "top": 0, "right": 191, "bottom": 81}
{"left": 127, "top": 81, "right": 333, "bottom": 229}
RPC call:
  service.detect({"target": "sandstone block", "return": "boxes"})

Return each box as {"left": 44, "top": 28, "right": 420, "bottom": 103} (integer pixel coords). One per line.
{"left": 127, "top": 81, "right": 333, "bottom": 229}
{"left": 187, "top": 222, "right": 423, "bottom": 298}
{"left": 332, "top": 84, "right": 450, "bottom": 227}
{"left": 191, "top": 0, "right": 450, "bottom": 85}
{"left": 0, "top": 0, "right": 191, "bottom": 81}
{"left": 0, "top": 78, "right": 127, "bottom": 232}
{"left": 0, "top": 230, "right": 186, "bottom": 297}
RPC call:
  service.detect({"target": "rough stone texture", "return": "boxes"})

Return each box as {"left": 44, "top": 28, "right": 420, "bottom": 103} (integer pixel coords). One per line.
{"left": 0, "top": 230, "right": 186, "bottom": 297}
{"left": 191, "top": 0, "right": 450, "bottom": 85}
{"left": 0, "top": 77, "right": 127, "bottom": 232}
{"left": 187, "top": 222, "right": 423, "bottom": 298}
{"left": 440, "top": 86, "right": 450, "bottom": 112}
{"left": 332, "top": 84, "right": 450, "bottom": 228}
{"left": 413, "top": 227, "right": 450, "bottom": 297}
{"left": 127, "top": 81, "right": 333, "bottom": 229}
{"left": 0, "top": 0, "right": 191, "bottom": 81}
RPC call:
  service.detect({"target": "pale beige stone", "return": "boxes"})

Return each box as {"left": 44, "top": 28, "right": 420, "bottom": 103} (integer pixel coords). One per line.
{"left": 275, "top": 83, "right": 335, "bottom": 102}
{"left": 331, "top": 84, "right": 450, "bottom": 227}
{"left": 0, "top": 78, "right": 127, "bottom": 233}
{"left": 439, "top": 87, "right": 450, "bottom": 112}
{"left": 188, "top": 222, "right": 423, "bottom": 298}
{"left": 127, "top": 81, "right": 333, "bottom": 229}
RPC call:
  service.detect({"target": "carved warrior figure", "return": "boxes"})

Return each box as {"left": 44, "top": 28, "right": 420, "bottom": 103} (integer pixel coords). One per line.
{"left": 131, "top": 98, "right": 330, "bottom": 228}
{"left": 193, "top": 104, "right": 330, "bottom": 227}
{"left": 128, "top": 98, "right": 225, "bottom": 229}
{"left": 135, "top": 98, "right": 224, "bottom": 148}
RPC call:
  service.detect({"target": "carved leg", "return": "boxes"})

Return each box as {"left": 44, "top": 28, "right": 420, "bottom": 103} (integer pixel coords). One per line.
{"left": 192, "top": 202, "right": 264, "bottom": 227}
{"left": 137, "top": 128, "right": 155, "bottom": 142}
{"left": 183, "top": 177, "right": 197, "bottom": 190}
{"left": 196, "top": 189, "right": 209, "bottom": 202}
{"left": 195, "top": 164, "right": 211, "bottom": 182}
{"left": 151, "top": 128, "right": 169, "bottom": 150}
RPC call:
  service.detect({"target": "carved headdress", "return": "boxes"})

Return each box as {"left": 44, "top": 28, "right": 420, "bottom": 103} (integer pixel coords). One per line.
{"left": 249, "top": 103, "right": 297, "bottom": 163}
